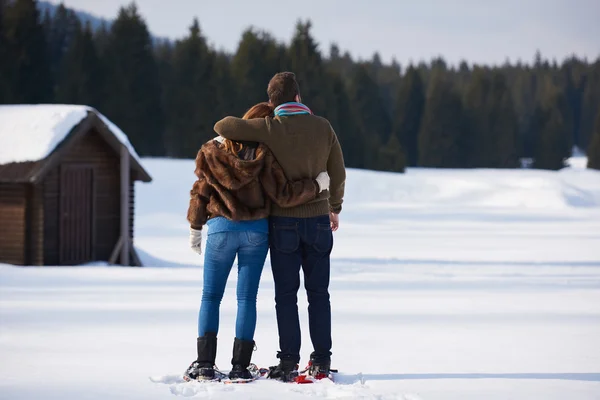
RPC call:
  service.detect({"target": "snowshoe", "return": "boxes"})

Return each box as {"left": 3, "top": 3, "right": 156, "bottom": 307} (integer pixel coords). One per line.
{"left": 308, "top": 359, "right": 331, "bottom": 379}
{"left": 223, "top": 363, "right": 265, "bottom": 384}
{"left": 293, "top": 361, "right": 338, "bottom": 384}
{"left": 266, "top": 359, "right": 299, "bottom": 382}
{"left": 183, "top": 361, "right": 219, "bottom": 382}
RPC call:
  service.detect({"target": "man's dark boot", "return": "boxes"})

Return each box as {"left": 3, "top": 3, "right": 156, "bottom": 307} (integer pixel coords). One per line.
{"left": 308, "top": 356, "right": 331, "bottom": 379}
{"left": 228, "top": 338, "right": 255, "bottom": 380}
{"left": 267, "top": 357, "right": 299, "bottom": 382}
{"left": 183, "top": 332, "right": 218, "bottom": 381}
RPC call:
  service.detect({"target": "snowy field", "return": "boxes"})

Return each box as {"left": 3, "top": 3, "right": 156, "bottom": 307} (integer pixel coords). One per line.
{"left": 2, "top": 157, "right": 600, "bottom": 400}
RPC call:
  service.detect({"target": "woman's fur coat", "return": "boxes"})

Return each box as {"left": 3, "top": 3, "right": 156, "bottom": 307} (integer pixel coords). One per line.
{"left": 187, "top": 139, "right": 318, "bottom": 229}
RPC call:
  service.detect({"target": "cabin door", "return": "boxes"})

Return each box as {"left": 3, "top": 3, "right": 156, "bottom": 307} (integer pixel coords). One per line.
{"left": 59, "top": 165, "right": 94, "bottom": 265}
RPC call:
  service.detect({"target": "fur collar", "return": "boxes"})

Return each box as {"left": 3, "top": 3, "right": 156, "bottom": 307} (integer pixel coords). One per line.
{"left": 200, "top": 140, "right": 268, "bottom": 191}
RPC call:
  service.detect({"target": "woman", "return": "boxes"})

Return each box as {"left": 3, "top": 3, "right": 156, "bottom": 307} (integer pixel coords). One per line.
{"left": 184, "top": 102, "right": 329, "bottom": 382}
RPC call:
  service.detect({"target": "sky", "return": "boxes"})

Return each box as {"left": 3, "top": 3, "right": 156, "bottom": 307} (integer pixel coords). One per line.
{"left": 49, "top": 0, "right": 600, "bottom": 66}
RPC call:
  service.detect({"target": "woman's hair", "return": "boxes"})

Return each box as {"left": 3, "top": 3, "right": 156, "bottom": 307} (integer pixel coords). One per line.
{"left": 222, "top": 102, "right": 274, "bottom": 155}
{"left": 242, "top": 102, "right": 274, "bottom": 120}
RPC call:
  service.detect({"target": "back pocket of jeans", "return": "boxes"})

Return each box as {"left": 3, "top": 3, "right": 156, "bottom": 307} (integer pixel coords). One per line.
{"left": 246, "top": 231, "right": 268, "bottom": 246}
{"left": 207, "top": 232, "right": 228, "bottom": 250}
{"left": 313, "top": 223, "right": 333, "bottom": 253}
{"left": 272, "top": 224, "right": 299, "bottom": 253}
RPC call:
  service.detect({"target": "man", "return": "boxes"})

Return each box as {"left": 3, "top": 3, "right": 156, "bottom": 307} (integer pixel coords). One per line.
{"left": 213, "top": 72, "right": 346, "bottom": 381}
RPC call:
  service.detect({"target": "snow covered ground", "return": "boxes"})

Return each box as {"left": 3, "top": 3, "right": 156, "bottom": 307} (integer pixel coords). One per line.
{"left": 2, "top": 157, "right": 600, "bottom": 399}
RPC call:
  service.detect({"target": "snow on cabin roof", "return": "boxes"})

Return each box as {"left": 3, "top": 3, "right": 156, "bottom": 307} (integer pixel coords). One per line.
{"left": 0, "top": 104, "right": 142, "bottom": 165}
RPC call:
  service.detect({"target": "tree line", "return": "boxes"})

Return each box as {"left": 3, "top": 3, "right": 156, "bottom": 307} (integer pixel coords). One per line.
{"left": 1, "top": 0, "right": 599, "bottom": 171}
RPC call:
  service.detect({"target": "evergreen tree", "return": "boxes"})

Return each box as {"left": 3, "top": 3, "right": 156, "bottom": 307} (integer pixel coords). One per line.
{"left": 368, "top": 52, "right": 398, "bottom": 120}
{"left": 93, "top": 22, "right": 110, "bottom": 55}
{"left": 512, "top": 67, "right": 537, "bottom": 158}
{"left": 288, "top": 20, "right": 328, "bottom": 116}
{"left": 393, "top": 65, "right": 425, "bottom": 166}
{"left": 327, "top": 43, "right": 354, "bottom": 80}
{"left": 3, "top": 0, "right": 52, "bottom": 103}
{"left": 378, "top": 133, "right": 406, "bottom": 172}
{"left": 547, "top": 74, "right": 575, "bottom": 155}
{"left": 370, "top": 52, "right": 383, "bottom": 74}
{"left": 347, "top": 64, "right": 392, "bottom": 170}
{"left": 464, "top": 69, "right": 519, "bottom": 168}
{"left": 418, "top": 71, "right": 466, "bottom": 168}
{"left": 55, "top": 22, "right": 103, "bottom": 107}
{"left": 488, "top": 72, "right": 519, "bottom": 167}
{"left": 456, "top": 60, "right": 471, "bottom": 90}
{"left": 533, "top": 86, "right": 570, "bottom": 170}
{"left": 212, "top": 51, "right": 237, "bottom": 118}
{"left": 586, "top": 107, "right": 600, "bottom": 170}
{"left": 231, "top": 28, "right": 288, "bottom": 114}
{"left": 463, "top": 67, "right": 490, "bottom": 166}
{"left": 103, "top": 3, "right": 164, "bottom": 156}
{"left": 580, "top": 61, "right": 600, "bottom": 150}
{"left": 154, "top": 39, "right": 174, "bottom": 152}
{"left": 431, "top": 57, "right": 448, "bottom": 72}
{"left": 561, "top": 57, "right": 586, "bottom": 150}
{"left": 327, "top": 71, "right": 362, "bottom": 168}
{"left": 0, "top": 0, "right": 9, "bottom": 103}
{"left": 45, "top": 3, "right": 80, "bottom": 88}
{"left": 163, "top": 18, "right": 215, "bottom": 158}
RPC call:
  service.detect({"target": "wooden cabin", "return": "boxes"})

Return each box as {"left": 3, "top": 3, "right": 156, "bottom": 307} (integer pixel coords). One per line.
{"left": 0, "top": 105, "right": 152, "bottom": 266}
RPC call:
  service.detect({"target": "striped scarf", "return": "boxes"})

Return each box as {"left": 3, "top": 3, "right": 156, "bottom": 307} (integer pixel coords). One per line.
{"left": 273, "top": 102, "right": 312, "bottom": 117}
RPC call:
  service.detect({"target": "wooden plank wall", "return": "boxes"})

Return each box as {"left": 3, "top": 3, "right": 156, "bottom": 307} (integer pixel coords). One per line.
{"left": 59, "top": 166, "right": 95, "bottom": 265}
{"left": 129, "top": 180, "right": 135, "bottom": 239}
{"left": 44, "top": 129, "right": 121, "bottom": 264}
{"left": 0, "top": 183, "right": 27, "bottom": 265}
{"left": 43, "top": 167, "right": 60, "bottom": 265}
{"left": 26, "top": 184, "right": 44, "bottom": 265}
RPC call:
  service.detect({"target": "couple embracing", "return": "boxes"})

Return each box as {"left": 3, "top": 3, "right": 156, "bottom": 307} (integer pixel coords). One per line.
{"left": 184, "top": 72, "right": 346, "bottom": 382}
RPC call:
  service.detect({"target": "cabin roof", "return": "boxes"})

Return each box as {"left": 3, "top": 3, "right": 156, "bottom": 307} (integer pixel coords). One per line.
{"left": 0, "top": 105, "right": 151, "bottom": 183}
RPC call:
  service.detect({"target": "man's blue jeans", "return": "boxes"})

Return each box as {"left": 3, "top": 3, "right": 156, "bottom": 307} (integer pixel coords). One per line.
{"left": 198, "top": 231, "right": 268, "bottom": 340}
{"left": 269, "top": 215, "right": 333, "bottom": 363}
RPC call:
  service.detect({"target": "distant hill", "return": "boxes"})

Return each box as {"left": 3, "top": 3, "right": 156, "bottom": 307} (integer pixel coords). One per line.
{"left": 37, "top": 1, "right": 171, "bottom": 44}
{"left": 37, "top": 1, "right": 111, "bottom": 31}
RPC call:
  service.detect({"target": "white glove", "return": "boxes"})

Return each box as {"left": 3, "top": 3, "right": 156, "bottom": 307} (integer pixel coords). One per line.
{"left": 315, "top": 171, "right": 330, "bottom": 193}
{"left": 189, "top": 227, "right": 203, "bottom": 255}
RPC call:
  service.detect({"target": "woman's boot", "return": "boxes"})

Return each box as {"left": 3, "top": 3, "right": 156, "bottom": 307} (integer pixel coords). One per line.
{"left": 183, "top": 332, "right": 218, "bottom": 381}
{"left": 228, "top": 338, "right": 255, "bottom": 380}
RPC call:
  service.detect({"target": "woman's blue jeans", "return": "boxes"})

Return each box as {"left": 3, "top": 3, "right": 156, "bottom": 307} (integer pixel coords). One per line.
{"left": 198, "top": 231, "right": 269, "bottom": 341}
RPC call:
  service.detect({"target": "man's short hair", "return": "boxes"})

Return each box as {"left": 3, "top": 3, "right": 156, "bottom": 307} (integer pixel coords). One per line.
{"left": 267, "top": 72, "right": 300, "bottom": 107}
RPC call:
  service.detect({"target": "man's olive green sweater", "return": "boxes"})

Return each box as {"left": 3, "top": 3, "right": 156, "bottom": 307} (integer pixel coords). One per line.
{"left": 214, "top": 114, "right": 346, "bottom": 218}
